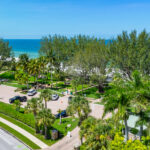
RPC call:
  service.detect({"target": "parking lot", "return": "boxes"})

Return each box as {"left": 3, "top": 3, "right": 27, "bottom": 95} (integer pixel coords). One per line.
{"left": 0, "top": 84, "right": 69, "bottom": 114}
{"left": 0, "top": 85, "right": 39, "bottom": 107}
{"left": 0, "top": 84, "right": 110, "bottom": 117}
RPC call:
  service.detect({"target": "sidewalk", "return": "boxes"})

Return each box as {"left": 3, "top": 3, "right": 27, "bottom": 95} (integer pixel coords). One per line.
{"left": 43, "top": 127, "right": 80, "bottom": 150}
{"left": 0, "top": 117, "right": 48, "bottom": 149}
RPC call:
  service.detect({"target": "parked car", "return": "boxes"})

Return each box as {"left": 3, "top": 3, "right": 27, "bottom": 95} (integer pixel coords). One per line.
{"left": 9, "top": 96, "right": 27, "bottom": 103}
{"left": 52, "top": 94, "right": 59, "bottom": 101}
{"left": 55, "top": 110, "right": 67, "bottom": 119}
{"left": 27, "top": 89, "right": 37, "bottom": 96}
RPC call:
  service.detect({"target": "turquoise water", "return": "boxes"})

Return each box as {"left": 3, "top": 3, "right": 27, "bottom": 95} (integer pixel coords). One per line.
{"left": 5, "top": 39, "right": 41, "bottom": 58}
{"left": 4, "top": 39, "right": 110, "bottom": 58}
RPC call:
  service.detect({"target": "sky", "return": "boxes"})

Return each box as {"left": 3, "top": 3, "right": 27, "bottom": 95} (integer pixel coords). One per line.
{"left": 0, "top": 0, "right": 150, "bottom": 39}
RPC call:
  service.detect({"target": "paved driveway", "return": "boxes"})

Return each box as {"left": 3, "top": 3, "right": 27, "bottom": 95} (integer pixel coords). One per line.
{"left": 0, "top": 128, "right": 30, "bottom": 150}
{"left": 0, "top": 84, "right": 69, "bottom": 114}
{"left": 0, "top": 85, "right": 39, "bottom": 107}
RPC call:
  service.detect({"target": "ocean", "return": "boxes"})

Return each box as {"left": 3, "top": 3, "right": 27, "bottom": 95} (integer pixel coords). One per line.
{"left": 5, "top": 39, "right": 41, "bottom": 58}
{"left": 4, "top": 39, "right": 110, "bottom": 59}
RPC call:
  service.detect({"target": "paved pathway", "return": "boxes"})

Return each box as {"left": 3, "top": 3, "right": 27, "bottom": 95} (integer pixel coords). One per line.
{"left": 0, "top": 117, "right": 48, "bottom": 149}
{"left": 44, "top": 99, "right": 112, "bottom": 150}
{"left": 0, "top": 84, "right": 110, "bottom": 150}
{"left": 43, "top": 127, "right": 80, "bottom": 150}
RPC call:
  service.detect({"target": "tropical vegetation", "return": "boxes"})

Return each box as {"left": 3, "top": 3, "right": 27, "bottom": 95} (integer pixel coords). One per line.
{"left": 1, "top": 30, "right": 150, "bottom": 149}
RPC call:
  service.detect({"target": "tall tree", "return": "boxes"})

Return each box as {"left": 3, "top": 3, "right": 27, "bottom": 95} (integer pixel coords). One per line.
{"left": 37, "top": 108, "right": 55, "bottom": 139}
{"left": 0, "top": 39, "right": 12, "bottom": 71}
{"left": 67, "top": 96, "right": 91, "bottom": 126}
{"left": 102, "top": 73, "right": 132, "bottom": 141}
{"left": 80, "top": 117, "right": 114, "bottom": 150}
{"left": 18, "top": 53, "right": 29, "bottom": 72}
{"left": 28, "top": 59, "right": 40, "bottom": 83}
{"left": 25, "top": 98, "right": 42, "bottom": 133}
{"left": 130, "top": 71, "right": 150, "bottom": 140}
{"left": 109, "top": 30, "right": 150, "bottom": 77}
{"left": 40, "top": 89, "right": 52, "bottom": 109}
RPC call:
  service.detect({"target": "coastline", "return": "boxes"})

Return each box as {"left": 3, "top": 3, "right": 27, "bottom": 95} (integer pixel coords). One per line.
{"left": 13, "top": 50, "right": 39, "bottom": 59}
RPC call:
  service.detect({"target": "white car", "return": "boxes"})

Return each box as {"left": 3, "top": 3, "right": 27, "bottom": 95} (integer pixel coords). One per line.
{"left": 52, "top": 94, "right": 59, "bottom": 101}
{"left": 27, "top": 89, "right": 37, "bottom": 96}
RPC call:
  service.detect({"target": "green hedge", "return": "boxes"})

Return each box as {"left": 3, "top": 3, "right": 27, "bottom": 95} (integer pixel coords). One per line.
{"left": 0, "top": 71, "right": 15, "bottom": 80}
{"left": 0, "top": 102, "right": 35, "bottom": 128}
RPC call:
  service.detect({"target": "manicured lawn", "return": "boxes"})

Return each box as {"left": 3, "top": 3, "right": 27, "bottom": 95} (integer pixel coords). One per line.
{"left": 0, "top": 102, "right": 78, "bottom": 146}
{"left": 0, "top": 113, "right": 55, "bottom": 146}
{"left": 52, "top": 117, "right": 78, "bottom": 137}
{"left": 71, "top": 84, "right": 90, "bottom": 92}
{"left": 3, "top": 81, "right": 27, "bottom": 89}
{"left": 0, "top": 71, "right": 92, "bottom": 96}
{"left": 77, "top": 87, "right": 102, "bottom": 99}
{"left": 0, "top": 102, "right": 35, "bottom": 128}
{"left": 80, "top": 145, "right": 86, "bottom": 150}
{"left": 0, "top": 113, "right": 78, "bottom": 146}
{"left": 0, "top": 121, "right": 40, "bottom": 149}
{"left": 52, "top": 82, "right": 92, "bottom": 94}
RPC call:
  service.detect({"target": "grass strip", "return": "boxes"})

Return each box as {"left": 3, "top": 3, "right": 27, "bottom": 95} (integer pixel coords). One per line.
{"left": 0, "top": 113, "right": 54, "bottom": 146}
{"left": 0, "top": 113, "right": 78, "bottom": 146}
{"left": 0, "top": 121, "right": 40, "bottom": 150}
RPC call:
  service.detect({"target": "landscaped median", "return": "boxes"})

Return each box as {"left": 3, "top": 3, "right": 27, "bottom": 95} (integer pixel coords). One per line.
{"left": 0, "top": 101, "right": 78, "bottom": 147}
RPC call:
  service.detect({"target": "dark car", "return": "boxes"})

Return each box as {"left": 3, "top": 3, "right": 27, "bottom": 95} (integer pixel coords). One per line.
{"left": 55, "top": 110, "right": 67, "bottom": 119}
{"left": 9, "top": 96, "right": 27, "bottom": 103}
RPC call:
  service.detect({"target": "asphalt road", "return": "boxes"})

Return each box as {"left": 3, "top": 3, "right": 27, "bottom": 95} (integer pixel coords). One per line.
{"left": 0, "top": 128, "right": 30, "bottom": 150}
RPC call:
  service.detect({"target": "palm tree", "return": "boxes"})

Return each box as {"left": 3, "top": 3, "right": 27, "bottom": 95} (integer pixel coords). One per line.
{"left": 28, "top": 59, "right": 40, "bottom": 83}
{"left": 57, "top": 109, "right": 63, "bottom": 124}
{"left": 80, "top": 117, "right": 114, "bottom": 149}
{"left": 102, "top": 74, "right": 132, "bottom": 141}
{"left": 71, "top": 78, "right": 79, "bottom": 94}
{"left": 37, "top": 108, "right": 55, "bottom": 139}
{"left": 40, "top": 89, "right": 52, "bottom": 109}
{"left": 25, "top": 98, "right": 42, "bottom": 133}
{"left": 18, "top": 53, "right": 29, "bottom": 73}
{"left": 13, "top": 100, "right": 22, "bottom": 112}
{"left": 130, "top": 71, "right": 150, "bottom": 140}
{"left": 67, "top": 96, "right": 91, "bottom": 126}
{"left": 46, "top": 50, "right": 56, "bottom": 88}
{"left": 102, "top": 71, "right": 150, "bottom": 141}
{"left": 38, "top": 56, "right": 48, "bottom": 84}
{"left": 15, "top": 70, "right": 29, "bottom": 89}
{"left": 39, "top": 36, "right": 56, "bottom": 88}
{"left": 79, "top": 116, "right": 97, "bottom": 144}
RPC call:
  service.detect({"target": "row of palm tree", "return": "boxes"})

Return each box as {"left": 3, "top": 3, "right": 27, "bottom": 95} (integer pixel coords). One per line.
{"left": 15, "top": 54, "right": 54, "bottom": 88}
{"left": 25, "top": 89, "right": 55, "bottom": 139}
